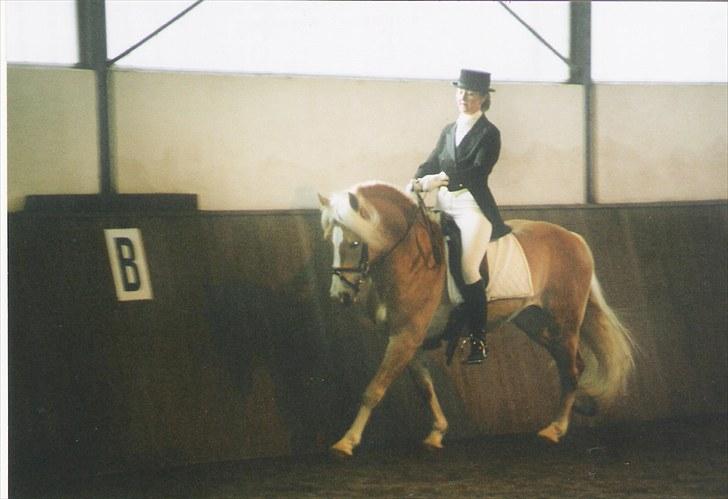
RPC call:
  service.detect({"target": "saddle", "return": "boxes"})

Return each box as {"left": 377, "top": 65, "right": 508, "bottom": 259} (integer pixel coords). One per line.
{"left": 440, "top": 212, "right": 533, "bottom": 304}
{"left": 427, "top": 212, "right": 534, "bottom": 363}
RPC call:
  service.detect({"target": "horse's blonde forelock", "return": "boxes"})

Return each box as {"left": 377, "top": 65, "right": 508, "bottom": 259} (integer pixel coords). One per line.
{"left": 320, "top": 205, "right": 335, "bottom": 239}
{"left": 323, "top": 181, "right": 415, "bottom": 249}
{"left": 328, "top": 190, "right": 386, "bottom": 249}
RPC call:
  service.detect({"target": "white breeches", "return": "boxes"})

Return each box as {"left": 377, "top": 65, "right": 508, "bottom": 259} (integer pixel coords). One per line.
{"left": 436, "top": 187, "right": 492, "bottom": 285}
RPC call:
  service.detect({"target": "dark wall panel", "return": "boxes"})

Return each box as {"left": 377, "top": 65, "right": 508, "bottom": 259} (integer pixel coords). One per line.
{"left": 9, "top": 214, "right": 291, "bottom": 477}
{"left": 8, "top": 203, "right": 727, "bottom": 477}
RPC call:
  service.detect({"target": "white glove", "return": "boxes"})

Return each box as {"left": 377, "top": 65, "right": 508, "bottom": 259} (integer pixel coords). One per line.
{"left": 417, "top": 172, "right": 449, "bottom": 192}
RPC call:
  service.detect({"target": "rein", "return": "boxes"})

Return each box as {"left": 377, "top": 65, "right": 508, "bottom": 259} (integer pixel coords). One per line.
{"left": 413, "top": 189, "right": 443, "bottom": 267}
{"left": 330, "top": 190, "right": 442, "bottom": 292}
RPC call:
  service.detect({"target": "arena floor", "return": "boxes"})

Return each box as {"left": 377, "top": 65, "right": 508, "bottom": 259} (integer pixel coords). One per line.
{"left": 13, "top": 415, "right": 727, "bottom": 498}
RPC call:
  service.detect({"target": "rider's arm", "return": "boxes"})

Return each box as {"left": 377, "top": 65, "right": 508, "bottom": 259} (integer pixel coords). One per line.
{"left": 413, "top": 127, "right": 448, "bottom": 179}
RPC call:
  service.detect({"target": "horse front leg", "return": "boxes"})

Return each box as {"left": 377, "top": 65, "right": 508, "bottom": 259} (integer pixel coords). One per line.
{"left": 331, "top": 330, "right": 420, "bottom": 457}
{"left": 408, "top": 354, "right": 448, "bottom": 450}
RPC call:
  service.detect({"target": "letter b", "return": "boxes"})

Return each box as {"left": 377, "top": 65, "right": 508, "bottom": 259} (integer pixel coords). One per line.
{"left": 114, "top": 237, "right": 141, "bottom": 292}
{"left": 105, "top": 228, "right": 153, "bottom": 301}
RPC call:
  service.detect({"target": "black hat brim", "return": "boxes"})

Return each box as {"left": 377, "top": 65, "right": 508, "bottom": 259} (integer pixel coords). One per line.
{"left": 451, "top": 81, "right": 495, "bottom": 92}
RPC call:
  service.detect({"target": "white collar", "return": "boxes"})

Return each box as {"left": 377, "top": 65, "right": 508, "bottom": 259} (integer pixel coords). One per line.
{"left": 456, "top": 111, "right": 483, "bottom": 127}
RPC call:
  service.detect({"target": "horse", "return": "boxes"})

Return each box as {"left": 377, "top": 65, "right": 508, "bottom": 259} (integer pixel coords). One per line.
{"left": 318, "top": 181, "right": 635, "bottom": 457}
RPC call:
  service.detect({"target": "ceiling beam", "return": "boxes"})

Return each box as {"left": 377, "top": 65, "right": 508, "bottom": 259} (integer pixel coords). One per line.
{"left": 569, "top": 1, "right": 595, "bottom": 204}
{"left": 77, "top": 0, "right": 115, "bottom": 196}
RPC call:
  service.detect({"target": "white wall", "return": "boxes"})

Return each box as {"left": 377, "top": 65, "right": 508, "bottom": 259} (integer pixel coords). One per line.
{"left": 6, "top": 66, "right": 727, "bottom": 211}
{"left": 595, "top": 84, "right": 728, "bottom": 203}
{"left": 111, "top": 71, "right": 583, "bottom": 210}
{"left": 7, "top": 67, "right": 99, "bottom": 208}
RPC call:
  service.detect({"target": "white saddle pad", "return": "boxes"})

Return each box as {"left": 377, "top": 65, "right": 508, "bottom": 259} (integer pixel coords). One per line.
{"left": 447, "top": 233, "right": 534, "bottom": 304}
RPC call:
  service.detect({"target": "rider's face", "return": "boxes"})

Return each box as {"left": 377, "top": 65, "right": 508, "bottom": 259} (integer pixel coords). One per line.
{"left": 456, "top": 88, "right": 485, "bottom": 114}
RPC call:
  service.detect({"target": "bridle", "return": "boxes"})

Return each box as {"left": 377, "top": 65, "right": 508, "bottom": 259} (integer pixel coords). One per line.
{"left": 330, "top": 190, "right": 441, "bottom": 293}
{"left": 331, "top": 239, "right": 370, "bottom": 292}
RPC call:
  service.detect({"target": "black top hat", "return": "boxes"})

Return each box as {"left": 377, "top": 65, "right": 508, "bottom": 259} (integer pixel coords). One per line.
{"left": 451, "top": 69, "right": 495, "bottom": 93}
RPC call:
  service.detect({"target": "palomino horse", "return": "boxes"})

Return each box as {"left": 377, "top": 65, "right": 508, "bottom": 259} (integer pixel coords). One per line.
{"left": 318, "top": 181, "right": 635, "bottom": 457}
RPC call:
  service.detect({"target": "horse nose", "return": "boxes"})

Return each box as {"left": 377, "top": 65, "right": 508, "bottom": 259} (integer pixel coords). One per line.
{"left": 330, "top": 279, "right": 355, "bottom": 306}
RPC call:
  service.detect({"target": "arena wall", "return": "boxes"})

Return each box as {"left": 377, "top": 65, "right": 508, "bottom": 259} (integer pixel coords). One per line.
{"left": 8, "top": 204, "right": 727, "bottom": 477}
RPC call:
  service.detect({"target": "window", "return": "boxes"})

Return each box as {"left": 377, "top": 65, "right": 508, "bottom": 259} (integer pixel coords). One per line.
{"left": 6, "top": 0, "right": 79, "bottom": 65}
{"left": 7, "top": 1, "right": 726, "bottom": 83}
{"left": 592, "top": 2, "right": 728, "bottom": 83}
{"left": 104, "top": 1, "right": 570, "bottom": 82}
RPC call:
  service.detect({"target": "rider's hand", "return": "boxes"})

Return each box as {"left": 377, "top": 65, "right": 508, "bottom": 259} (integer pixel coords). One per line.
{"left": 406, "top": 178, "right": 421, "bottom": 193}
{"left": 419, "top": 172, "right": 449, "bottom": 192}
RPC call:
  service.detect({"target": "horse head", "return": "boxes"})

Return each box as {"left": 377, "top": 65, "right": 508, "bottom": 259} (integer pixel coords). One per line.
{"left": 318, "top": 191, "right": 372, "bottom": 305}
{"left": 318, "top": 182, "right": 415, "bottom": 305}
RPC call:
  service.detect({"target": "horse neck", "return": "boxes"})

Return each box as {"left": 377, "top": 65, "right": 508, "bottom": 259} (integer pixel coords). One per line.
{"left": 356, "top": 184, "right": 445, "bottom": 277}
{"left": 370, "top": 207, "right": 446, "bottom": 304}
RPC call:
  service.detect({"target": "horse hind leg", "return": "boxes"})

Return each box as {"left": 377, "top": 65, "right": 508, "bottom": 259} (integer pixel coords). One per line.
{"left": 512, "top": 305, "right": 582, "bottom": 442}
{"left": 408, "top": 354, "right": 448, "bottom": 450}
{"left": 513, "top": 305, "right": 552, "bottom": 344}
{"left": 513, "top": 306, "right": 592, "bottom": 411}
{"left": 537, "top": 313, "right": 586, "bottom": 444}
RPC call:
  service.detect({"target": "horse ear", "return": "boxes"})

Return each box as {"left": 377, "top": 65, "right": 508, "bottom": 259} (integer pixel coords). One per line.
{"left": 348, "top": 192, "right": 360, "bottom": 211}
{"left": 318, "top": 193, "right": 330, "bottom": 207}
{"left": 348, "top": 192, "right": 372, "bottom": 220}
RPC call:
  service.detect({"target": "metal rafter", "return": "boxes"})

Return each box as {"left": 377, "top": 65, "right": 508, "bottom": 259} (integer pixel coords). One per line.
{"left": 77, "top": 0, "right": 114, "bottom": 195}
{"left": 569, "top": 1, "right": 594, "bottom": 204}
{"left": 499, "top": 1, "right": 594, "bottom": 204}
{"left": 75, "top": 0, "right": 205, "bottom": 197}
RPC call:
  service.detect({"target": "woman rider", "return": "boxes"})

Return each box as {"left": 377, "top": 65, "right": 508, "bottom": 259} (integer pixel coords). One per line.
{"left": 409, "top": 69, "right": 510, "bottom": 364}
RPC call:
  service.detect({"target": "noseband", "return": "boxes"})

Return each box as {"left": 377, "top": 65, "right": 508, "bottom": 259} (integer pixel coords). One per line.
{"left": 331, "top": 242, "right": 370, "bottom": 292}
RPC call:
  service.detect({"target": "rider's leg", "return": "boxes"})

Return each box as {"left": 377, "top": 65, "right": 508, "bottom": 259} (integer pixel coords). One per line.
{"left": 462, "top": 280, "right": 488, "bottom": 364}
{"left": 457, "top": 201, "right": 492, "bottom": 364}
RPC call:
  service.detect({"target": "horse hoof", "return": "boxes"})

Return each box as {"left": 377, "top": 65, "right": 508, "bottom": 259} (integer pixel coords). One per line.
{"left": 422, "top": 432, "right": 445, "bottom": 451}
{"left": 422, "top": 440, "right": 444, "bottom": 452}
{"left": 330, "top": 438, "right": 356, "bottom": 459}
{"left": 329, "top": 445, "right": 353, "bottom": 459}
{"left": 422, "top": 430, "right": 445, "bottom": 452}
{"left": 423, "top": 443, "right": 444, "bottom": 453}
{"left": 537, "top": 424, "right": 563, "bottom": 444}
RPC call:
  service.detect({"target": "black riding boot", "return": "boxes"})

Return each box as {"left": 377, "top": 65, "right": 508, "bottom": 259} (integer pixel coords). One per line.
{"left": 463, "top": 280, "right": 488, "bottom": 364}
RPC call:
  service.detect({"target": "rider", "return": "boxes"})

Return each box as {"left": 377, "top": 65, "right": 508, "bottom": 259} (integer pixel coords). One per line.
{"left": 409, "top": 69, "right": 510, "bottom": 364}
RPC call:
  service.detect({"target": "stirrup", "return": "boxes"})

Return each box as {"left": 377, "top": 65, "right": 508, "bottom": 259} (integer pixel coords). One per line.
{"left": 464, "top": 337, "right": 488, "bottom": 365}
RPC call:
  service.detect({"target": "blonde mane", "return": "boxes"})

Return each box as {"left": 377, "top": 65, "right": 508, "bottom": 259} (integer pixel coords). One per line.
{"left": 322, "top": 181, "right": 416, "bottom": 251}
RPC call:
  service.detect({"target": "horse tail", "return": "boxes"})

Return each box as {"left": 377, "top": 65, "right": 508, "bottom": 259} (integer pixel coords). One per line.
{"left": 578, "top": 274, "right": 636, "bottom": 407}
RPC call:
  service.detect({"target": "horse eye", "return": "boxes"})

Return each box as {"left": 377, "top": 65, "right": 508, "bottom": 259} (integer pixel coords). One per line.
{"left": 350, "top": 241, "right": 360, "bottom": 248}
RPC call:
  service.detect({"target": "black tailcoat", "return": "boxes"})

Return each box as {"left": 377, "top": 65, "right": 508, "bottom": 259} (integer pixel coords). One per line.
{"left": 414, "top": 115, "right": 511, "bottom": 240}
